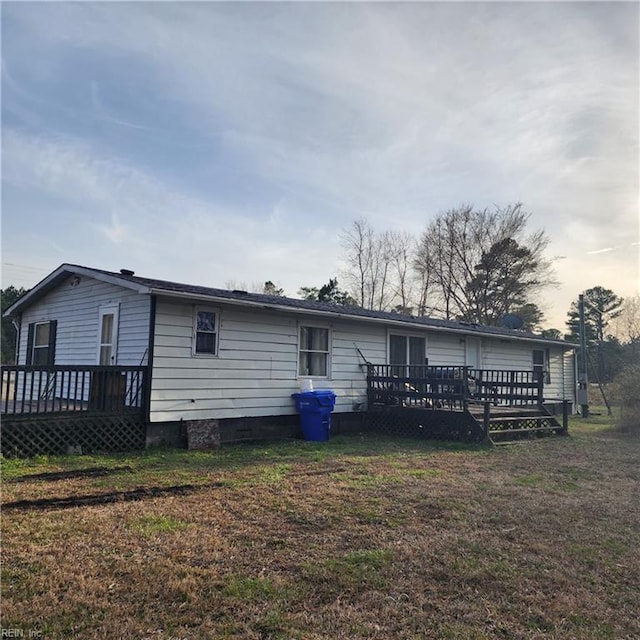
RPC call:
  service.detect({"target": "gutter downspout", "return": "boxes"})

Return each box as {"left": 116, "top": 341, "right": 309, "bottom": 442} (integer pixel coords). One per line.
{"left": 144, "top": 295, "right": 157, "bottom": 425}
{"left": 12, "top": 317, "right": 21, "bottom": 365}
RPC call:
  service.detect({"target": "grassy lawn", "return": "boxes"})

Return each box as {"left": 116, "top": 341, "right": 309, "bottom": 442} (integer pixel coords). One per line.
{"left": 2, "top": 413, "right": 639, "bottom": 639}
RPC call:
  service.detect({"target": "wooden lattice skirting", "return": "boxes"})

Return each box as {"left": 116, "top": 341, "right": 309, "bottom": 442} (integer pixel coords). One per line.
{"left": 1, "top": 412, "right": 146, "bottom": 458}
{"left": 366, "top": 407, "right": 483, "bottom": 442}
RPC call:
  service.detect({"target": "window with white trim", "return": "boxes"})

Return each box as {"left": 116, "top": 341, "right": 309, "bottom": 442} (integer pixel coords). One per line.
{"left": 26, "top": 320, "right": 57, "bottom": 366}
{"left": 389, "top": 334, "right": 427, "bottom": 366}
{"left": 298, "top": 325, "right": 330, "bottom": 377}
{"left": 194, "top": 309, "right": 218, "bottom": 355}
{"left": 533, "top": 348, "right": 551, "bottom": 384}
{"left": 33, "top": 322, "right": 51, "bottom": 365}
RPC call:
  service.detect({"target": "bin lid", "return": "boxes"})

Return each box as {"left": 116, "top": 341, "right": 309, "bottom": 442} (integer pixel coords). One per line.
{"left": 291, "top": 389, "right": 336, "bottom": 410}
{"left": 292, "top": 390, "right": 336, "bottom": 399}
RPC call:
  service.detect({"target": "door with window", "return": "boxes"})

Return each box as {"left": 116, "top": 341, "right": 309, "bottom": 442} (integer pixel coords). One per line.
{"left": 465, "top": 337, "right": 481, "bottom": 371}
{"left": 533, "top": 348, "right": 550, "bottom": 384}
{"left": 98, "top": 305, "right": 120, "bottom": 365}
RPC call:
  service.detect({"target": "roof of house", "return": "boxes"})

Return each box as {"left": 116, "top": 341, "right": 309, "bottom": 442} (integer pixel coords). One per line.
{"left": 5, "top": 263, "right": 576, "bottom": 348}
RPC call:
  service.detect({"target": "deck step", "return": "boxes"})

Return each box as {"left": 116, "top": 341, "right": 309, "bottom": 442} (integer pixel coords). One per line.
{"left": 488, "top": 426, "right": 563, "bottom": 436}
{"left": 487, "top": 416, "right": 552, "bottom": 424}
{"left": 492, "top": 438, "right": 561, "bottom": 446}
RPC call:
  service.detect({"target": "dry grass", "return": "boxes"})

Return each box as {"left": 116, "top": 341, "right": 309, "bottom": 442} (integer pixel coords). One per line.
{"left": 2, "top": 412, "right": 639, "bottom": 639}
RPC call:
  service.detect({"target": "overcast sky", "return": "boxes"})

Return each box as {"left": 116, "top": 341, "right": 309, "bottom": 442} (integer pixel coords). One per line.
{"left": 2, "top": 1, "right": 638, "bottom": 330}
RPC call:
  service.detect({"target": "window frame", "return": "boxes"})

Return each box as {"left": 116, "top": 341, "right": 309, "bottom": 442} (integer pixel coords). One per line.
{"left": 26, "top": 320, "right": 57, "bottom": 366}
{"left": 533, "top": 348, "right": 551, "bottom": 384}
{"left": 32, "top": 321, "right": 51, "bottom": 366}
{"left": 297, "top": 324, "right": 331, "bottom": 378}
{"left": 192, "top": 307, "right": 220, "bottom": 357}
{"left": 387, "top": 331, "right": 428, "bottom": 366}
{"left": 97, "top": 304, "right": 120, "bottom": 366}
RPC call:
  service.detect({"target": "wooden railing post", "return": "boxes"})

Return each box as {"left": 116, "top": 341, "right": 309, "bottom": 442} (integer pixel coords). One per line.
{"left": 562, "top": 400, "right": 569, "bottom": 435}
{"left": 483, "top": 401, "right": 491, "bottom": 442}
{"left": 462, "top": 366, "right": 470, "bottom": 411}
{"left": 536, "top": 371, "right": 544, "bottom": 407}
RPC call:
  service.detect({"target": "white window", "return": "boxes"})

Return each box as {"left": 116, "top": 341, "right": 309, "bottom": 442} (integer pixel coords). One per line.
{"left": 33, "top": 322, "right": 51, "bottom": 365}
{"left": 299, "top": 325, "right": 330, "bottom": 377}
{"left": 389, "top": 334, "right": 427, "bottom": 366}
{"left": 194, "top": 309, "right": 218, "bottom": 356}
{"left": 26, "top": 320, "right": 57, "bottom": 366}
{"left": 533, "top": 348, "right": 551, "bottom": 384}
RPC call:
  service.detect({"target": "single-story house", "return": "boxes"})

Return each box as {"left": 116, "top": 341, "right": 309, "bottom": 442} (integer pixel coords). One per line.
{"left": 3, "top": 264, "right": 577, "bottom": 449}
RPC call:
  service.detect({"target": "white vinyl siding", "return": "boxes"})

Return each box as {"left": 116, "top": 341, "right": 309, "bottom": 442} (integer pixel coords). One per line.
{"left": 426, "top": 334, "right": 466, "bottom": 366}
{"left": 563, "top": 351, "right": 577, "bottom": 405}
{"left": 12, "top": 269, "right": 576, "bottom": 423}
{"left": 17, "top": 276, "right": 150, "bottom": 366}
{"left": 151, "top": 300, "right": 391, "bottom": 421}
{"left": 480, "top": 339, "right": 534, "bottom": 370}
{"left": 546, "top": 348, "right": 565, "bottom": 400}
{"left": 150, "top": 296, "right": 577, "bottom": 422}
{"left": 151, "top": 299, "right": 298, "bottom": 422}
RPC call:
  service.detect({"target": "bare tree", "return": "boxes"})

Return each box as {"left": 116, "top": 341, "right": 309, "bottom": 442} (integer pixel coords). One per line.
{"left": 225, "top": 280, "right": 279, "bottom": 294}
{"left": 340, "top": 218, "right": 374, "bottom": 308}
{"left": 385, "top": 230, "right": 416, "bottom": 313}
{"left": 340, "top": 218, "right": 399, "bottom": 310}
{"left": 414, "top": 203, "right": 555, "bottom": 323}
{"left": 611, "top": 294, "right": 640, "bottom": 344}
{"left": 341, "top": 221, "right": 422, "bottom": 312}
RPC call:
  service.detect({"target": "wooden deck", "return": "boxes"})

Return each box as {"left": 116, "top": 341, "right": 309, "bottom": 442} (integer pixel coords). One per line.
{"left": 1, "top": 365, "right": 148, "bottom": 457}
{"left": 2, "top": 365, "right": 146, "bottom": 416}
{"left": 366, "top": 364, "right": 568, "bottom": 444}
{"left": 367, "top": 365, "right": 544, "bottom": 409}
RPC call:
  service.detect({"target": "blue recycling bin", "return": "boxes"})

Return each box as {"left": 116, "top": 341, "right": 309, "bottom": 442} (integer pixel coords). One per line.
{"left": 291, "top": 390, "right": 336, "bottom": 442}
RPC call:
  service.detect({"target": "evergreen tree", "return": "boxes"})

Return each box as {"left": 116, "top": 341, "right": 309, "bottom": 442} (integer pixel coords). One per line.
{"left": 566, "top": 286, "right": 624, "bottom": 382}
{"left": 2, "top": 286, "right": 28, "bottom": 364}
{"left": 263, "top": 281, "right": 284, "bottom": 296}
{"left": 298, "top": 279, "right": 355, "bottom": 305}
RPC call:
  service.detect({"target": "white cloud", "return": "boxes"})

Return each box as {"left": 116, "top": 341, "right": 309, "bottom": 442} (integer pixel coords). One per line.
{"left": 2, "top": 2, "right": 638, "bottom": 327}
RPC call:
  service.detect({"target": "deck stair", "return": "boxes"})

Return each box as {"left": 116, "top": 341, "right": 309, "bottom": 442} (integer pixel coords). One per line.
{"left": 468, "top": 404, "right": 567, "bottom": 445}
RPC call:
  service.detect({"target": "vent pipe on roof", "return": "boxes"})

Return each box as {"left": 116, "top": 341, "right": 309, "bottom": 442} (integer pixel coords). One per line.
{"left": 120, "top": 269, "right": 135, "bottom": 276}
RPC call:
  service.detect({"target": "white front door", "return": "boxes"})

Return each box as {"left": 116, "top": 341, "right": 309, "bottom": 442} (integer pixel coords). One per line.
{"left": 98, "top": 304, "right": 120, "bottom": 365}
{"left": 465, "top": 337, "right": 481, "bottom": 369}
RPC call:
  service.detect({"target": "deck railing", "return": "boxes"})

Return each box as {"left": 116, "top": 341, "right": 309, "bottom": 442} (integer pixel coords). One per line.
{"left": 469, "top": 369, "right": 544, "bottom": 406}
{"left": 1, "top": 365, "right": 147, "bottom": 415}
{"left": 366, "top": 364, "right": 543, "bottom": 409}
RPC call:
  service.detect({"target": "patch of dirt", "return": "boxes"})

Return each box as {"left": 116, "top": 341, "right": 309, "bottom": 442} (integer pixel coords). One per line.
{"left": 6, "top": 466, "right": 134, "bottom": 483}
{"left": 2, "top": 484, "right": 204, "bottom": 511}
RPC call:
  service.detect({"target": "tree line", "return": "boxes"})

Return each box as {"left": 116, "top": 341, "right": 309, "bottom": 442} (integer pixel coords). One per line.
{"left": 337, "top": 203, "right": 554, "bottom": 330}
{"left": 2, "top": 201, "right": 637, "bottom": 383}
{"left": 229, "top": 203, "right": 553, "bottom": 330}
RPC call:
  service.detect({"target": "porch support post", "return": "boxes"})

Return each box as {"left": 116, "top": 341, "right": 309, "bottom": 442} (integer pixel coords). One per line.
{"left": 536, "top": 371, "right": 544, "bottom": 406}
{"left": 483, "top": 401, "right": 491, "bottom": 442}
{"left": 462, "top": 366, "right": 470, "bottom": 411}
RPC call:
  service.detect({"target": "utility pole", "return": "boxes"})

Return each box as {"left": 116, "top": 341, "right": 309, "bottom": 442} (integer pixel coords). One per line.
{"left": 578, "top": 294, "right": 589, "bottom": 417}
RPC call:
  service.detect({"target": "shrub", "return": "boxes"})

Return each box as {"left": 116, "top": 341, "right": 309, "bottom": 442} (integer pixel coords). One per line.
{"left": 609, "top": 365, "right": 640, "bottom": 434}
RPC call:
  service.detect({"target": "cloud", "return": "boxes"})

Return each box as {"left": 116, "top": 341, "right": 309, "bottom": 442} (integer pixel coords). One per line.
{"left": 98, "top": 213, "right": 129, "bottom": 245}
{"left": 586, "top": 248, "right": 614, "bottom": 255}
{"left": 2, "top": 2, "right": 638, "bottom": 325}
{"left": 1, "top": 127, "right": 342, "bottom": 292}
